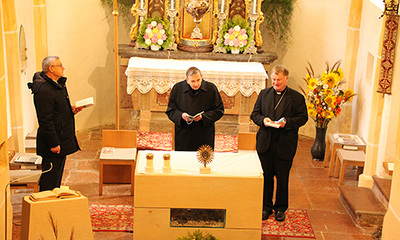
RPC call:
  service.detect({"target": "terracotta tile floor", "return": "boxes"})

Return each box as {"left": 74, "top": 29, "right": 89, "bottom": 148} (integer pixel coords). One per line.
{"left": 11, "top": 129, "right": 376, "bottom": 240}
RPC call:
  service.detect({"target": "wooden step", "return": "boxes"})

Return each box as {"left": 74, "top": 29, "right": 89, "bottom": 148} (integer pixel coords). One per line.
{"left": 25, "top": 138, "right": 36, "bottom": 153}
{"left": 25, "top": 130, "right": 37, "bottom": 153}
{"left": 340, "top": 185, "right": 386, "bottom": 227}
{"left": 372, "top": 175, "right": 391, "bottom": 208}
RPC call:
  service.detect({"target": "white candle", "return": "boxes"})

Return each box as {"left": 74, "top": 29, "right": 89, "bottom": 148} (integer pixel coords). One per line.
{"left": 221, "top": 0, "right": 225, "bottom": 12}
{"left": 171, "top": 0, "right": 174, "bottom": 9}
{"left": 140, "top": 0, "right": 144, "bottom": 9}
{"left": 253, "top": 0, "right": 257, "bottom": 14}
{"left": 145, "top": 153, "right": 154, "bottom": 174}
{"left": 146, "top": 153, "right": 153, "bottom": 167}
{"left": 163, "top": 154, "right": 171, "bottom": 167}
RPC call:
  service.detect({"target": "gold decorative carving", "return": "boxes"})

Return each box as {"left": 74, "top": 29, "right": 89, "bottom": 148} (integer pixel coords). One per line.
{"left": 129, "top": 2, "right": 140, "bottom": 42}
{"left": 129, "top": 0, "right": 264, "bottom": 51}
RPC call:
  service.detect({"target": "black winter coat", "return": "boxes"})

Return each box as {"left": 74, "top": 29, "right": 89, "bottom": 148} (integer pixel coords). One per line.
{"left": 28, "top": 72, "right": 80, "bottom": 157}
{"left": 166, "top": 80, "right": 224, "bottom": 151}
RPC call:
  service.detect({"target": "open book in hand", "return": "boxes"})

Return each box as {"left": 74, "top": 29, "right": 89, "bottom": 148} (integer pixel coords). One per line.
{"left": 188, "top": 111, "right": 204, "bottom": 120}
{"left": 29, "top": 187, "right": 81, "bottom": 201}
{"left": 75, "top": 97, "right": 94, "bottom": 108}
{"left": 265, "top": 117, "right": 286, "bottom": 128}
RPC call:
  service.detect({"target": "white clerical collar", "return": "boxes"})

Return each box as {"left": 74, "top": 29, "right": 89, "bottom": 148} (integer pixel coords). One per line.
{"left": 275, "top": 87, "right": 287, "bottom": 95}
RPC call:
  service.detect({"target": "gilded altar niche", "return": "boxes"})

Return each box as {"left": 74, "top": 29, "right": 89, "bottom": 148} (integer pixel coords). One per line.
{"left": 129, "top": 0, "right": 265, "bottom": 53}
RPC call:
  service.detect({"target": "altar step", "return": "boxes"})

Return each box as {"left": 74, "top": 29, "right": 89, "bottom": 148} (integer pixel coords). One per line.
{"left": 372, "top": 175, "right": 391, "bottom": 208}
{"left": 339, "top": 175, "right": 391, "bottom": 227}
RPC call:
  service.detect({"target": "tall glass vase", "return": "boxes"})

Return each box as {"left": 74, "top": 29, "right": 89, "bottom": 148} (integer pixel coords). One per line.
{"left": 311, "top": 126, "right": 327, "bottom": 160}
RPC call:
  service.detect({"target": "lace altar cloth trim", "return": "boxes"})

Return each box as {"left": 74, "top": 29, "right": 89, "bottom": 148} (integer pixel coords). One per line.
{"left": 125, "top": 57, "right": 267, "bottom": 97}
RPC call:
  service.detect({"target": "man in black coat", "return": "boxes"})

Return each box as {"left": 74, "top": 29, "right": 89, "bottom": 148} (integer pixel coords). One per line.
{"left": 166, "top": 67, "right": 224, "bottom": 151}
{"left": 28, "top": 56, "right": 83, "bottom": 191}
{"left": 251, "top": 65, "right": 308, "bottom": 222}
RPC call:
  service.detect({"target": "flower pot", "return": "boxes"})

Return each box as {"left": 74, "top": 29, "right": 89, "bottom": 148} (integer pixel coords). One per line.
{"left": 231, "top": 48, "right": 240, "bottom": 54}
{"left": 311, "top": 126, "right": 327, "bottom": 160}
{"left": 150, "top": 45, "right": 160, "bottom": 51}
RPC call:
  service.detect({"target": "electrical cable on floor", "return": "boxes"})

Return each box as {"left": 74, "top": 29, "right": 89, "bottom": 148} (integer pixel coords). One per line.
{"left": 5, "top": 163, "right": 53, "bottom": 239}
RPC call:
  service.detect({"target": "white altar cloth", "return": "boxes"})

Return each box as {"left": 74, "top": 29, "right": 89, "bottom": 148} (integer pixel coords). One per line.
{"left": 136, "top": 150, "right": 263, "bottom": 177}
{"left": 125, "top": 57, "right": 267, "bottom": 97}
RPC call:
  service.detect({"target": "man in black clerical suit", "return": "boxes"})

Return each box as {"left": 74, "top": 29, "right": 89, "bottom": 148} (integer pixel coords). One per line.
{"left": 251, "top": 65, "right": 308, "bottom": 222}
{"left": 166, "top": 67, "right": 224, "bottom": 151}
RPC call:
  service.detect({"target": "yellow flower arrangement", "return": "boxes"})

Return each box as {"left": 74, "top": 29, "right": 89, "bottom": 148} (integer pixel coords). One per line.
{"left": 304, "top": 61, "right": 355, "bottom": 128}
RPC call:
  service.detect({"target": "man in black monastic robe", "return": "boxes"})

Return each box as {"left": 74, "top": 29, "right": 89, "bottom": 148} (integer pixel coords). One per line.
{"left": 166, "top": 67, "right": 224, "bottom": 151}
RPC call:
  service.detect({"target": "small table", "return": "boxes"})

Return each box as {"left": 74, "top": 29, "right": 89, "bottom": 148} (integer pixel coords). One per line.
{"left": 99, "top": 147, "right": 137, "bottom": 195}
{"left": 336, "top": 149, "right": 365, "bottom": 185}
{"left": 325, "top": 134, "right": 366, "bottom": 176}
{"left": 9, "top": 170, "right": 41, "bottom": 192}
{"left": 9, "top": 153, "right": 42, "bottom": 170}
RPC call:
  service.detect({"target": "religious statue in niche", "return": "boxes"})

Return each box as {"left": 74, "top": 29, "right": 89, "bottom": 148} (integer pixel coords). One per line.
{"left": 129, "top": 0, "right": 265, "bottom": 53}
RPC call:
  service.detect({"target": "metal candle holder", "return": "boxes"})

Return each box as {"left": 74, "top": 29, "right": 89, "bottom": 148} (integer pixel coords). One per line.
{"left": 244, "top": 12, "right": 258, "bottom": 55}
{"left": 213, "top": 12, "right": 228, "bottom": 53}
{"left": 166, "top": 8, "right": 178, "bottom": 50}
{"left": 135, "top": 8, "right": 148, "bottom": 49}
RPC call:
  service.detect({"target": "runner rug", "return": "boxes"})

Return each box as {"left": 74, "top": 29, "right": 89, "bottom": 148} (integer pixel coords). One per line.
{"left": 89, "top": 204, "right": 134, "bottom": 232}
{"left": 262, "top": 209, "right": 315, "bottom": 238}
{"left": 137, "top": 131, "right": 238, "bottom": 152}
{"left": 90, "top": 205, "right": 315, "bottom": 238}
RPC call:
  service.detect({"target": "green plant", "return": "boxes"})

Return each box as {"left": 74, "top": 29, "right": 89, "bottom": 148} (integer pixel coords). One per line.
{"left": 261, "top": 0, "right": 295, "bottom": 45}
{"left": 176, "top": 230, "right": 218, "bottom": 240}
{"left": 100, "top": 0, "right": 134, "bottom": 26}
{"left": 100, "top": 0, "right": 133, "bottom": 15}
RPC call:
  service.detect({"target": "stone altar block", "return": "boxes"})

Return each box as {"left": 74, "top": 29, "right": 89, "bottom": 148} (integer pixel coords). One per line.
{"left": 20, "top": 195, "right": 93, "bottom": 240}
{"left": 134, "top": 150, "right": 264, "bottom": 240}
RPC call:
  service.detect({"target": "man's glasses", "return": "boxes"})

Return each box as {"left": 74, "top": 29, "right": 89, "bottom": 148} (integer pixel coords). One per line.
{"left": 51, "top": 64, "right": 63, "bottom": 68}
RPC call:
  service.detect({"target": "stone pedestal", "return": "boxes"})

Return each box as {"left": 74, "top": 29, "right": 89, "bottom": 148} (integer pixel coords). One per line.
{"left": 20, "top": 196, "right": 93, "bottom": 240}
{"left": 134, "top": 150, "right": 263, "bottom": 239}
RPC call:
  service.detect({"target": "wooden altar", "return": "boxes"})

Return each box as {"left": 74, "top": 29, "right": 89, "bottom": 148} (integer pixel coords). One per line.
{"left": 117, "top": 45, "right": 277, "bottom": 135}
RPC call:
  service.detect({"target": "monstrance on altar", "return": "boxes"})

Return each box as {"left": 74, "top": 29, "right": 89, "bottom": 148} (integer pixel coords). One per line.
{"left": 197, "top": 145, "right": 214, "bottom": 174}
{"left": 129, "top": 0, "right": 264, "bottom": 53}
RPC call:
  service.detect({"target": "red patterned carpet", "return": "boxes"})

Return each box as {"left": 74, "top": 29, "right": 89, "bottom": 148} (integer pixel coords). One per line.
{"left": 262, "top": 209, "right": 315, "bottom": 238}
{"left": 89, "top": 204, "right": 133, "bottom": 232}
{"left": 137, "top": 132, "right": 238, "bottom": 152}
{"left": 89, "top": 205, "right": 315, "bottom": 238}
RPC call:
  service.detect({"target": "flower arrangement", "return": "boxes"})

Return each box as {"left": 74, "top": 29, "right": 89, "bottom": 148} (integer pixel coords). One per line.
{"left": 219, "top": 16, "right": 252, "bottom": 53}
{"left": 304, "top": 61, "right": 355, "bottom": 128}
{"left": 136, "top": 17, "right": 173, "bottom": 50}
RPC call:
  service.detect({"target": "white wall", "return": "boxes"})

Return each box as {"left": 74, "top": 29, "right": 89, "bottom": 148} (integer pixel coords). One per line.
{"left": 15, "top": 0, "right": 37, "bottom": 138}
{"left": 352, "top": 0, "right": 383, "bottom": 141}
{"left": 46, "top": 0, "right": 132, "bottom": 131}
{"left": 278, "top": 0, "right": 351, "bottom": 137}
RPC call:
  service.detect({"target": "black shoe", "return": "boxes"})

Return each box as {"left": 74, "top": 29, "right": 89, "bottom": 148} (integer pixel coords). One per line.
{"left": 275, "top": 211, "right": 285, "bottom": 221}
{"left": 262, "top": 210, "right": 273, "bottom": 220}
